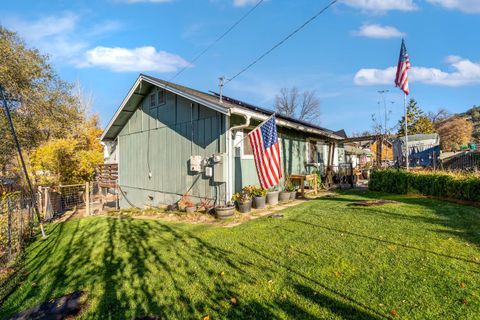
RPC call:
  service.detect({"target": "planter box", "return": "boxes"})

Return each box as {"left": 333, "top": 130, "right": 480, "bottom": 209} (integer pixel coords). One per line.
{"left": 266, "top": 191, "right": 279, "bottom": 206}
{"left": 215, "top": 206, "right": 235, "bottom": 220}
{"left": 253, "top": 196, "right": 266, "bottom": 209}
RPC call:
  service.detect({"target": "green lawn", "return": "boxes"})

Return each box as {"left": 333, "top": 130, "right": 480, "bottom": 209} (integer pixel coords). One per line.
{"left": 1, "top": 191, "right": 480, "bottom": 319}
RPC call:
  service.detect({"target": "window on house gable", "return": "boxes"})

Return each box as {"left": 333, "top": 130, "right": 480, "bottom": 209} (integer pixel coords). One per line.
{"left": 149, "top": 93, "right": 156, "bottom": 108}
{"left": 157, "top": 89, "right": 166, "bottom": 105}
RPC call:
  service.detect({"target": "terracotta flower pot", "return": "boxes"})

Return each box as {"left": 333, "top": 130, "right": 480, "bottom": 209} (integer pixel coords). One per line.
{"left": 185, "top": 206, "right": 196, "bottom": 214}
{"left": 266, "top": 191, "right": 279, "bottom": 206}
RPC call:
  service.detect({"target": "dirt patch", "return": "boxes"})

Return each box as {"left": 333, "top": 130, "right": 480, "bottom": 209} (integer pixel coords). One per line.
{"left": 347, "top": 200, "right": 397, "bottom": 207}
{"left": 10, "top": 291, "right": 87, "bottom": 320}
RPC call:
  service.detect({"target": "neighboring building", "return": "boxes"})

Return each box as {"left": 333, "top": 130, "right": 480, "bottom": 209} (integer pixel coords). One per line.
{"left": 393, "top": 133, "right": 440, "bottom": 167}
{"left": 101, "top": 74, "right": 345, "bottom": 208}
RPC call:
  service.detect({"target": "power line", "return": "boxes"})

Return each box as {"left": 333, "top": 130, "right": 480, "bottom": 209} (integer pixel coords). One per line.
{"left": 225, "top": 0, "right": 338, "bottom": 85}
{"left": 169, "top": 0, "right": 265, "bottom": 82}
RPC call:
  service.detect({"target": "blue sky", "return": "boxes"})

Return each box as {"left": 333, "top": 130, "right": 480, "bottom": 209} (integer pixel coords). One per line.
{"left": 1, "top": 0, "right": 479, "bottom": 135}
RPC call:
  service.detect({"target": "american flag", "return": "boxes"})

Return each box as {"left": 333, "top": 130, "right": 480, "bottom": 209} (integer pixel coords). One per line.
{"left": 248, "top": 115, "right": 282, "bottom": 189}
{"left": 395, "top": 39, "right": 411, "bottom": 95}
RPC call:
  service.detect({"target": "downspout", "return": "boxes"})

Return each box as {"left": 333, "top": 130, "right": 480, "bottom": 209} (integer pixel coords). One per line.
{"left": 226, "top": 115, "right": 251, "bottom": 203}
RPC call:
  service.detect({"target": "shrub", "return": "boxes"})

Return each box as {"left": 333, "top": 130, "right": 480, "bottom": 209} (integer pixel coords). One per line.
{"left": 369, "top": 169, "right": 480, "bottom": 202}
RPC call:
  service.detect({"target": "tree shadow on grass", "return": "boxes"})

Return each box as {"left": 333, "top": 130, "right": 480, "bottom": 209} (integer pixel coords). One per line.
{"left": 238, "top": 242, "right": 389, "bottom": 320}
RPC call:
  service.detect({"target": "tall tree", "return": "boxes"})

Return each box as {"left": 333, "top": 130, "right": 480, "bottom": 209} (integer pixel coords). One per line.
{"left": 0, "top": 26, "right": 83, "bottom": 175}
{"left": 397, "top": 99, "right": 435, "bottom": 136}
{"left": 436, "top": 117, "right": 473, "bottom": 151}
{"left": 428, "top": 108, "right": 451, "bottom": 124}
{"left": 274, "top": 87, "right": 320, "bottom": 123}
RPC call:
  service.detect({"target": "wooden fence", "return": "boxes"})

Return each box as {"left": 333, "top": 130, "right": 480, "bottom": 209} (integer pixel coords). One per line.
{"left": 441, "top": 151, "right": 480, "bottom": 172}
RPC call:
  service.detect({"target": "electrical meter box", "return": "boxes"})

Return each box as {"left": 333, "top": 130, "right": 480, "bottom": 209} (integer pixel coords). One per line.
{"left": 189, "top": 155, "right": 202, "bottom": 172}
{"left": 213, "top": 153, "right": 227, "bottom": 183}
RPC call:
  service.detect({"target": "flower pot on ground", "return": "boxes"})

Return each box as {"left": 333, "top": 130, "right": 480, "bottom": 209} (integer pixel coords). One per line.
{"left": 232, "top": 191, "right": 252, "bottom": 214}
{"left": 290, "top": 191, "right": 297, "bottom": 200}
{"left": 215, "top": 205, "right": 235, "bottom": 220}
{"left": 279, "top": 191, "right": 291, "bottom": 202}
{"left": 253, "top": 196, "right": 266, "bottom": 209}
{"left": 250, "top": 186, "right": 267, "bottom": 209}
{"left": 185, "top": 206, "right": 196, "bottom": 214}
{"left": 266, "top": 190, "right": 279, "bottom": 206}
{"left": 237, "top": 200, "right": 252, "bottom": 213}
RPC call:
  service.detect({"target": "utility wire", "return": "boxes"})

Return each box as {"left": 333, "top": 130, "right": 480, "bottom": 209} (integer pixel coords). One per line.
{"left": 168, "top": 0, "right": 265, "bottom": 82}
{"left": 225, "top": 0, "right": 338, "bottom": 85}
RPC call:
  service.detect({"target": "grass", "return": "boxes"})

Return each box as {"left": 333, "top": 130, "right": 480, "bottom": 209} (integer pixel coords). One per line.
{"left": 1, "top": 190, "right": 480, "bottom": 319}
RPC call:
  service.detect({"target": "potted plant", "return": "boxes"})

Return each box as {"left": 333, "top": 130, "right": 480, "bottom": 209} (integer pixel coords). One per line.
{"left": 232, "top": 191, "right": 252, "bottom": 213}
{"left": 178, "top": 193, "right": 196, "bottom": 213}
{"left": 251, "top": 186, "right": 267, "bottom": 209}
{"left": 266, "top": 186, "right": 280, "bottom": 206}
{"left": 215, "top": 202, "right": 235, "bottom": 219}
{"left": 280, "top": 178, "right": 294, "bottom": 202}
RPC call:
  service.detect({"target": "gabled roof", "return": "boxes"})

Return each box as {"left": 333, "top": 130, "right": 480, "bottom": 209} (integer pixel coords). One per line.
{"left": 101, "top": 74, "right": 344, "bottom": 141}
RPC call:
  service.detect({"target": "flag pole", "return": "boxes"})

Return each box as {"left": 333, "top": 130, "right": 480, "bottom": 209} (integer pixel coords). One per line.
{"left": 404, "top": 93, "right": 409, "bottom": 171}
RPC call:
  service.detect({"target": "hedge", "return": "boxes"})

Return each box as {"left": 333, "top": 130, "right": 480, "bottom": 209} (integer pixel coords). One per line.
{"left": 368, "top": 170, "right": 480, "bottom": 202}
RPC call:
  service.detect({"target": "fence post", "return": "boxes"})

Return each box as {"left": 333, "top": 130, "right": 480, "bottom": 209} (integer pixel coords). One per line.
{"left": 7, "top": 198, "right": 12, "bottom": 261}
{"left": 86, "top": 181, "right": 90, "bottom": 216}
{"left": 350, "top": 162, "right": 354, "bottom": 189}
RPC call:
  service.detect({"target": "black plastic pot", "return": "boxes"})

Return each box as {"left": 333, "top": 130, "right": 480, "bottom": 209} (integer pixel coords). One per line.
{"left": 253, "top": 196, "right": 266, "bottom": 209}
{"left": 215, "top": 206, "right": 235, "bottom": 219}
{"left": 266, "top": 191, "right": 279, "bottom": 206}
{"left": 279, "top": 191, "right": 291, "bottom": 203}
{"left": 237, "top": 200, "right": 252, "bottom": 213}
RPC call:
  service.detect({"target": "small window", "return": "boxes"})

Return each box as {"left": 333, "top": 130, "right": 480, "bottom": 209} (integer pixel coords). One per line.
{"left": 243, "top": 129, "right": 254, "bottom": 157}
{"left": 149, "top": 93, "right": 156, "bottom": 108}
{"left": 157, "top": 89, "right": 166, "bottom": 105}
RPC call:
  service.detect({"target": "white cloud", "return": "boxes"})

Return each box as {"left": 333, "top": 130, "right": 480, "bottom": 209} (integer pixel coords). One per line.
{"left": 353, "top": 24, "right": 405, "bottom": 39}
{"left": 233, "top": 0, "right": 259, "bottom": 7}
{"left": 354, "top": 56, "right": 480, "bottom": 86}
{"left": 426, "top": 0, "right": 480, "bottom": 13}
{"left": 341, "top": 0, "right": 417, "bottom": 12}
{"left": 2, "top": 13, "right": 121, "bottom": 61}
{"left": 80, "top": 46, "right": 191, "bottom": 73}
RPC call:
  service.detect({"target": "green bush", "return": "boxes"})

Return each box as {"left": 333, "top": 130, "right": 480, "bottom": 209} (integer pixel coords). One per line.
{"left": 369, "top": 170, "right": 480, "bottom": 202}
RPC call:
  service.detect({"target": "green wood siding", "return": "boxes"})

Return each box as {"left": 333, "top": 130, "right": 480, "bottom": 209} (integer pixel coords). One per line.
{"left": 118, "top": 88, "right": 226, "bottom": 208}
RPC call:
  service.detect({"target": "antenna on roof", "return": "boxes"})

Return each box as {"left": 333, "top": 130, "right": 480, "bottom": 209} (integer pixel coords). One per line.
{"left": 218, "top": 76, "right": 225, "bottom": 103}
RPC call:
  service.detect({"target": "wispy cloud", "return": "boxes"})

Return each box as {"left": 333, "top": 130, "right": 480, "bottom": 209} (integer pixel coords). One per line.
{"left": 79, "top": 46, "right": 191, "bottom": 73}
{"left": 233, "top": 0, "right": 260, "bottom": 7}
{"left": 354, "top": 56, "right": 480, "bottom": 86}
{"left": 118, "top": 0, "right": 173, "bottom": 3}
{"left": 2, "top": 12, "right": 121, "bottom": 61}
{"left": 426, "top": 0, "right": 480, "bottom": 13}
{"left": 353, "top": 24, "right": 405, "bottom": 39}
{"left": 341, "top": 0, "right": 417, "bottom": 13}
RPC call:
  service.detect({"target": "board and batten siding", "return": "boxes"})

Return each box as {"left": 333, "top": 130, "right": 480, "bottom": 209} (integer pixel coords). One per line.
{"left": 118, "top": 87, "right": 226, "bottom": 208}
{"left": 231, "top": 116, "right": 307, "bottom": 192}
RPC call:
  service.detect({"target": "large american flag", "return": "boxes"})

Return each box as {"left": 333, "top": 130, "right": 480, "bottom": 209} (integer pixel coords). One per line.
{"left": 395, "top": 39, "right": 411, "bottom": 95}
{"left": 248, "top": 115, "right": 282, "bottom": 189}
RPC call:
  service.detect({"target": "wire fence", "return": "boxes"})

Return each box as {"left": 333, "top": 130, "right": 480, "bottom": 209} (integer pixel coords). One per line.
{"left": 441, "top": 151, "right": 480, "bottom": 172}
{"left": 0, "top": 193, "right": 36, "bottom": 267}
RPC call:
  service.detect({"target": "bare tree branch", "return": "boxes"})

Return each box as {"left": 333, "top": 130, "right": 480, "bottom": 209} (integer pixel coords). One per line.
{"left": 274, "top": 87, "right": 320, "bottom": 124}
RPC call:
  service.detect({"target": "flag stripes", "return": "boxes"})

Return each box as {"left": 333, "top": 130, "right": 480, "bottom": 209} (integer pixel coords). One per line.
{"left": 395, "top": 39, "right": 411, "bottom": 95}
{"left": 247, "top": 115, "right": 282, "bottom": 189}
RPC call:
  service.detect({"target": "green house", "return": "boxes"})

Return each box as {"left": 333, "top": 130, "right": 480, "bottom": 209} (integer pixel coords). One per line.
{"left": 101, "top": 74, "right": 345, "bottom": 208}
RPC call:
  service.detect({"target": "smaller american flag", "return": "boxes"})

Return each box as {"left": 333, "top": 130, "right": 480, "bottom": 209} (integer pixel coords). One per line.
{"left": 395, "top": 39, "right": 411, "bottom": 95}
{"left": 248, "top": 115, "right": 282, "bottom": 189}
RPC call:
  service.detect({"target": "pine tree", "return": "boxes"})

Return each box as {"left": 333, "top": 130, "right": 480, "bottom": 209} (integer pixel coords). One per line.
{"left": 397, "top": 99, "right": 435, "bottom": 136}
